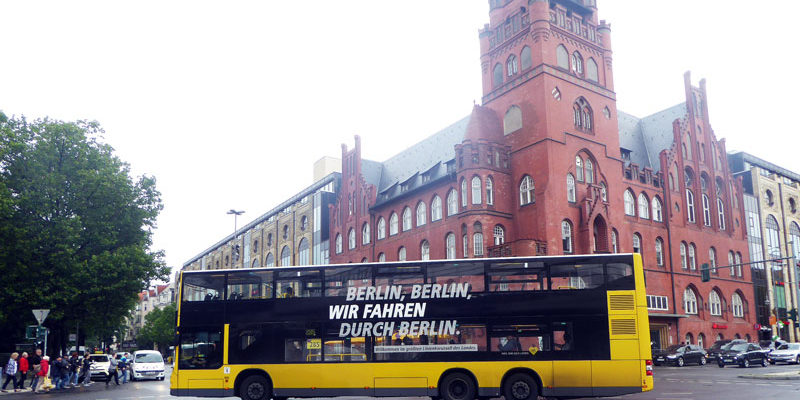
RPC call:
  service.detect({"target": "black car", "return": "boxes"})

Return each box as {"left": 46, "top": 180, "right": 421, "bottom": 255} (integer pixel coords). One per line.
{"left": 717, "top": 342, "right": 769, "bottom": 368}
{"left": 705, "top": 339, "right": 746, "bottom": 362}
{"left": 653, "top": 344, "right": 707, "bottom": 367}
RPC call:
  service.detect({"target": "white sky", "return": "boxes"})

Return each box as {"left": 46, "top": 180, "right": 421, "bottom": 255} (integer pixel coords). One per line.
{"left": 2, "top": 1, "right": 798, "bottom": 278}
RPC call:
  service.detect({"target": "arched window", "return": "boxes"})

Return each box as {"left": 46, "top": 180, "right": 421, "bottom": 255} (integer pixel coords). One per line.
{"left": 298, "top": 238, "right": 309, "bottom": 265}
{"left": 586, "top": 58, "right": 598, "bottom": 82}
{"left": 252, "top": 258, "right": 260, "bottom": 268}
{"left": 389, "top": 212, "right": 399, "bottom": 235}
{"left": 790, "top": 222, "right": 800, "bottom": 260}
{"left": 702, "top": 194, "right": 711, "bottom": 226}
{"left": 686, "top": 189, "right": 696, "bottom": 223}
{"left": 486, "top": 177, "right": 494, "bottom": 205}
{"left": 680, "top": 242, "right": 688, "bottom": 269}
{"left": 473, "top": 232, "right": 484, "bottom": 256}
{"left": 446, "top": 233, "right": 456, "bottom": 259}
{"left": 398, "top": 247, "right": 406, "bottom": 261}
{"left": 765, "top": 215, "right": 781, "bottom": 259}
{"left": 652, "top": 197, "right": 663, "bottom": 222}
{"left": 348, "top": 228, "right": 356, "bottom": 249}
{"left": 624, "top": 190, "right": 635, "bottom": 216}
{"left": 698, "top": 333, "right": 706, "bottom": 349}
{"left": 685, "top": 333, "right": 694, "bottom": 345}
{"left": 709, "top": 290, "right": 722, "bottom": 316}
{"left": 461, "top": 179, "right": 468, "bottom": 207}
{"left": 377, "top": 217, "right": 386, "bottom": 240}
{"left": 492, "top": 63, "right": 503, "bottom": 87}
{"left": 655, "top": 238, "right": 664, "bottom": 267}
{"left": 638, "top": 193, "right": 650, "bottom": 219}
{"left": 600, "top": 181, "right": 607, "bottom": 201}
{"left": 584, "top": 158, "right": 594, "bottom": 183}
{"left": 280, "top": 245, "right": 291, "bottom": 266}
{"left": 362, "top": 223, "right": 370, "bottom": 245}
{"left": 265, "top": 252, "right": 275, "bottom": 267}
{"left": 494, "top": 225, "right": 505, "bottom": 245}
{"left": 506, "top": 54, "right": 518, "bottom": 76}
{"left": 471, "top": 176, "right": 482, "bottom": 205}
{"left": 335, "top": 234, "right": 343, "bottom": 254}
{"left": 462, "top": 234, "right": 468, "bottom": 258}
{"left": 575, "top": 156, "right": 584, "bottom": 181}
{"left": 611, "top": 229, "right": 618, "bottom": 253}
{"left": 378, "top": 252, "right": 386, "bottom": 263}
{"left": 567, "top": 173, "right": 576, "bottom": 203}
{"left": 571, "top": 51, "right": 583, "bottom": 75}
{"left": 632, "top": 233, "right": 641, "bottom": 254}
{"left": 556, "top": 44, "right": 569, "bottom": 69}
{"left": 688, "top": 243, "right": 697, "bottom": 270}
{"left": 709, "top": 247, "right": 717, "bottom": 275}
{"left": 421, "top": 240, "right": 430, "bottom": 261}
{"left": 573, "top": 98, "right": 593, "bottom": 131}
{"left": 402, "top": 207, "right": 412, "bottom": 231}
{"left": 732, "top": 292, "right": 744, "bottom": 318}
{"left": 519, "top": 175, "right": 534, "bottom": 205}
{"left": 728, "top": 251, "right": 736, "bottom": 276}
{"left": 447, "top": 189, "right": 458, "bottom": 216}
{"left": 520, "top": 46, "right": 532, "bottom": 70}
{"left": 503, "top": 105, "right": 523, "bottom": 135}
{"left": 765, "top": 189, "right": 774, "bottom": 206}
{"left": 416, "top": 202, "right": 427, "bottom": 227}
{"left": 735, "top": 252, "right": 742, "bottom": 277}
{"left": 684, "top": 288, "right": 698, "bottom": 314}
{"left": 562, "top": 220, "right": 573, "bottom": 253}
{"left": 431, "top": 195, "right": 442, "bottom": 221}
{"left": 717, "top": 198, "right": 725, "bottom": 230}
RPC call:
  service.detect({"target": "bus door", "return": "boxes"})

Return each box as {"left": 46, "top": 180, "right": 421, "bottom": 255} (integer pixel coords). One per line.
{"left": 177, "top": 327, "right": 225, "bottom": 392}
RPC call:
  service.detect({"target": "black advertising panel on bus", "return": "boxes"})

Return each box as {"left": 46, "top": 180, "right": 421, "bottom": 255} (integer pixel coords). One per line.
{"left": 179, "top": 254, "right": 635, "bottom": 364}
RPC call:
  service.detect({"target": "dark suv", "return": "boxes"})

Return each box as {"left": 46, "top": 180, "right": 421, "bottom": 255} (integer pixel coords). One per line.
{"left": 717, "top": 342, "right": 769, "bottom": 368}
{"left": 653, "top": 344, "right": 707, "bottom": 367}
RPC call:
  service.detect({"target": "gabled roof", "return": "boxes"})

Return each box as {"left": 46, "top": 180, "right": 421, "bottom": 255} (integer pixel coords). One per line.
{"left": 618, "top": 103, "right": 686, "bottom": 172}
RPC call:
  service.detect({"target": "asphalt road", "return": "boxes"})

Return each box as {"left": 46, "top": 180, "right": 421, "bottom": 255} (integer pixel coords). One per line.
{"left": 2, "top": 363, "right": 799, "bottom": 400}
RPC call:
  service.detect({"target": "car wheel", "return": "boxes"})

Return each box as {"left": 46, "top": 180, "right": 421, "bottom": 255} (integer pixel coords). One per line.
{"left": 741, "top": 359, "right": 750, "bottom": 368}
{"left": 718, "top": 361, "right": 725, "bottom": 368}
{"left": 769, "top": 360, "right": 776, "bottom": 365}
{"left": 677, "top": 357, "right": 684, "bottom": 367}
{"left": 502, "top": 372, "right": 539, "bottom": 400}
{"left": 762, "top": 357, "right": 769, "bottom": 367}
{"left": 440, "top": 372, "right": 476, "bottom": 400}
{"left": 700, "top": 357, "right": 707, "bottom": 365}
{"left": 240, "top": 375, "right": 270, "bottom": 400}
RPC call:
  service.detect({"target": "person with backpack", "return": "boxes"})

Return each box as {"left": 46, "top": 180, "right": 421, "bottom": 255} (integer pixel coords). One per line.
{"left": 1, "top": 353, "right": 20, "bottom": 392}
{"left": 68, "top": 353, "right": 80, "bottom": 387}
{"left": 118, "top": 356, "right": 128, "bottom": 384}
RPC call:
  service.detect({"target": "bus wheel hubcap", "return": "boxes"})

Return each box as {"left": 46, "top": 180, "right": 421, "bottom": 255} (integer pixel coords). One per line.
{"left": 449, "top": 379, "right": 467, "bottom": 399}
{"left": 247, "top": 383, "right": 264, "bottom": 398}
{"left": 511, "top": 381, "right": 530, "bottom": 399}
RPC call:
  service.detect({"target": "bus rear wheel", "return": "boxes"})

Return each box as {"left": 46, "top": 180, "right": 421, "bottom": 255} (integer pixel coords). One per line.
{"left": 503, "top": 373, "right": 539, "bottom": 400}
{"left": 440, "top": 372, "right": 476, "bottom": 400}
{"left": 239, "top": 375, "right": 270, "bottom": 400}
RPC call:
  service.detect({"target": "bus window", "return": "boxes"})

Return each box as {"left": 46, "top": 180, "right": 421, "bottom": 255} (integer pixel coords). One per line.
{"left": 182, "top": 273, "right": 225, "bottom": 302}
{"left": 179, "top": 328, "right": 223, "bottom": 369}
{"left": 323, "top": 330, "right": 367, "bottom": 362}
{"left": 549, "top": 263, "right": 603, "bottom": 290}
{"left": 606, "top": 263, "right": 635, "bottom": 290}
{"left": 324, "top": 266, "right": 372, "bottom": 297}
{"left": 283, "top": 322, "right": 322, "bottom": 362}
{"left": 487, "top": 262, "right": 544, "bottom": 291}
{"left": 226, "top": 270, "right": 273, "bottom": 300}
{"left": 375, "top": 266, "right": 423, "bottom": 294}
{"left": 427, "top": 262, "right": 485, "bottom": 293}
{"left": 552, "top": 322, "right": 574, "bottom": 351}
{"left": 277, "top": 269, "right": 322, "bottom": 298}
{"left": 490, "top": 324, "right": 547, "bottom": 355}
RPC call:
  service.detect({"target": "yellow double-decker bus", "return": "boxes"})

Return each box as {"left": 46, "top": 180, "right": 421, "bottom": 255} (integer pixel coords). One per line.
{"left": 171, "top": 254, "right": 653, "bottom": 400}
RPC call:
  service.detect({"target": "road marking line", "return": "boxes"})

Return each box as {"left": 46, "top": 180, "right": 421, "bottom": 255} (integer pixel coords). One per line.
{"left": 663, "top": 393, "right": 693, "bottom": 395}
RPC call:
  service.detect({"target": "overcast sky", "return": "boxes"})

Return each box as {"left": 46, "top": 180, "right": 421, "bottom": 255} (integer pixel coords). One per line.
{"left": 2, "top": 1, "right": 797, "bottom": 280}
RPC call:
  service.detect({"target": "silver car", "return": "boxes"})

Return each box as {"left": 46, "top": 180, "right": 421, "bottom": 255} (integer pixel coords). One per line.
{"left": 768, "top": 343, "right": 800, "bottom": 365}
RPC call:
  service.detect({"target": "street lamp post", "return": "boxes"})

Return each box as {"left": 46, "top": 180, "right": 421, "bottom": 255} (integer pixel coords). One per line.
{"left": 227, "top": 209, "right": 245, "bottom": 266}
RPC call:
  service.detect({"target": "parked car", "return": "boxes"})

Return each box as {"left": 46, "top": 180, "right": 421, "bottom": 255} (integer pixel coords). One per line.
{"left": 130, "top": 350, "right": 166, "bottom": 381}
{"left": 653, "top": 344, "right": 707, "bottom": 367}
{"left": 760, "top": 339, "right": 788, "bottom": 352}
{"left": 768, "top": 343, "right": 800, "bottom": 364}
{"left": 87, "top": 354, "right": 111, "bottom": 380}
{"left": 717, "top": 342, "right": 769, "bottom": 368}
{"left": 705, "top": 339, "right": 746, "bottom": 362}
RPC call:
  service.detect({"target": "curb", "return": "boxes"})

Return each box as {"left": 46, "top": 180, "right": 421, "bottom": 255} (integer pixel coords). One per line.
{"left": 738, "top": 373, "right": 800, "bottom": 380}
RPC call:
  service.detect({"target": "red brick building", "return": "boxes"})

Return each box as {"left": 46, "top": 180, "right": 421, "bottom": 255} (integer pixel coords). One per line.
{"left": 329, "top": 0, "right": 754, "bottom": 349}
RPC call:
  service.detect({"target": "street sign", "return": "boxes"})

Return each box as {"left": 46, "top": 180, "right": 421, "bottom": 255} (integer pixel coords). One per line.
{"left": 25, "top": 326, "right": 38, "bottom": 340}
{"left": 32, "top": 309, "right": 50, "bottom": 325}
{"left": 69, "top": 333, "right": 77, "bottom": 342}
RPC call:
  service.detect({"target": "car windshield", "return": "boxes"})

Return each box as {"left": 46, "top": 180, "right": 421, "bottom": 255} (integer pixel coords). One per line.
{"left": 666, "top": 345, "right": 683, "bottom": 352}
{"left": 729, "top": 343, "right": 749, "bottom": 352}
{"left": 710, "top": 341, "right": 730, "bottom": 351}
{"left": 778, "top": 343, "right": 800, "bottom": 350}
{"left": 89, "top": 355, "right": 109, "bottom": 362}
{"left": 135, "top": 353, "right": 163, "bottom": 363}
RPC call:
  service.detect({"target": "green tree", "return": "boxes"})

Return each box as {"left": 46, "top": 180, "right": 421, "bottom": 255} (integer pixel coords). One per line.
{"left": 0, "top": 113, "right": 168, "bottom": 353}
{"left": 137, "top": 303, "right": 176, "bottom": 353}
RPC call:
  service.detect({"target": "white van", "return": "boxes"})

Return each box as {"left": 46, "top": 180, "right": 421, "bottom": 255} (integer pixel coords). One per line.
{"left": 130, "top": 350, "right": 165, "bottom": 381}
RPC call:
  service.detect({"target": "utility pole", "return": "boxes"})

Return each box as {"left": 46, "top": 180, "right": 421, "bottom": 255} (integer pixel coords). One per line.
{"left": 227, "top": 209, "right": 245, "bottom": 267}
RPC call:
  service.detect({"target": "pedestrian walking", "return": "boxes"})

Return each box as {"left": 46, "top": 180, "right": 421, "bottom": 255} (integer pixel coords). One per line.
{"left": 68, "top": 353, "right": 80, "bottom": 386}
{"left": 34, "top": 356, "right": 49, "bottom": 393}
{"left": 28, "top": 349, "right": 41, "bottom": 390}
{"left": 81, "top": 353, "right": 93, "bottom": 387}
{"left": 58, "top": 356, "right": 69, "bottom": 389}
{"left": 15, "top": 352, "right": 28, "bottom": 390}
{"left": 105, "top": 353, "right": 119, "bottom": 386}
{"left": 1, "top": 352, "right": 20, "bottom": 392}
{"left": 118, "top": 356, "right": 128, "bottom": 384}
{"left": 50, "top": 355, "right": 62, "bottom": 390}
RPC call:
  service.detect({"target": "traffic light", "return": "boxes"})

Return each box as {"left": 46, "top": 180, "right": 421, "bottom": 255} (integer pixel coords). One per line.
{"left": 789, "top": 309, "right": 798, "bottom": 325}
{"left": 701, "top": 263, "right": 710, "bottom": 282}
{"left": 25, "top": 325, "right": 37, "bottom": 340}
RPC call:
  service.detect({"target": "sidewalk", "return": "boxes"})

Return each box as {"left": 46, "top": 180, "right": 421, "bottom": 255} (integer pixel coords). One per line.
{"left": 738, "top": 370, "right": 800, "bottom": 380}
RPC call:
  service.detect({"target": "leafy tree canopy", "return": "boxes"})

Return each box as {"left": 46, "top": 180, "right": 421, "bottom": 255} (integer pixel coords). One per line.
{"left": 137, "top": 303, "right": 176, "bottom": 352}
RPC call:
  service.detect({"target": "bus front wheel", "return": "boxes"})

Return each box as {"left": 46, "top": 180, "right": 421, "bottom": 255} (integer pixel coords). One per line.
{"left": 503, "top": 373, "right": 539, "bottom": 400}
{"left": 239, "top": 375, "right": 271, "bottom": 400}
{"left": 440, "top": 372, "right": 476, "bottom": 400}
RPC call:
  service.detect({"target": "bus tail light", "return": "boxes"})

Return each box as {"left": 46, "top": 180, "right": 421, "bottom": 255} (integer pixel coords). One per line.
{"left": 645, "top": 359, "right": 653, "bottom": 376}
